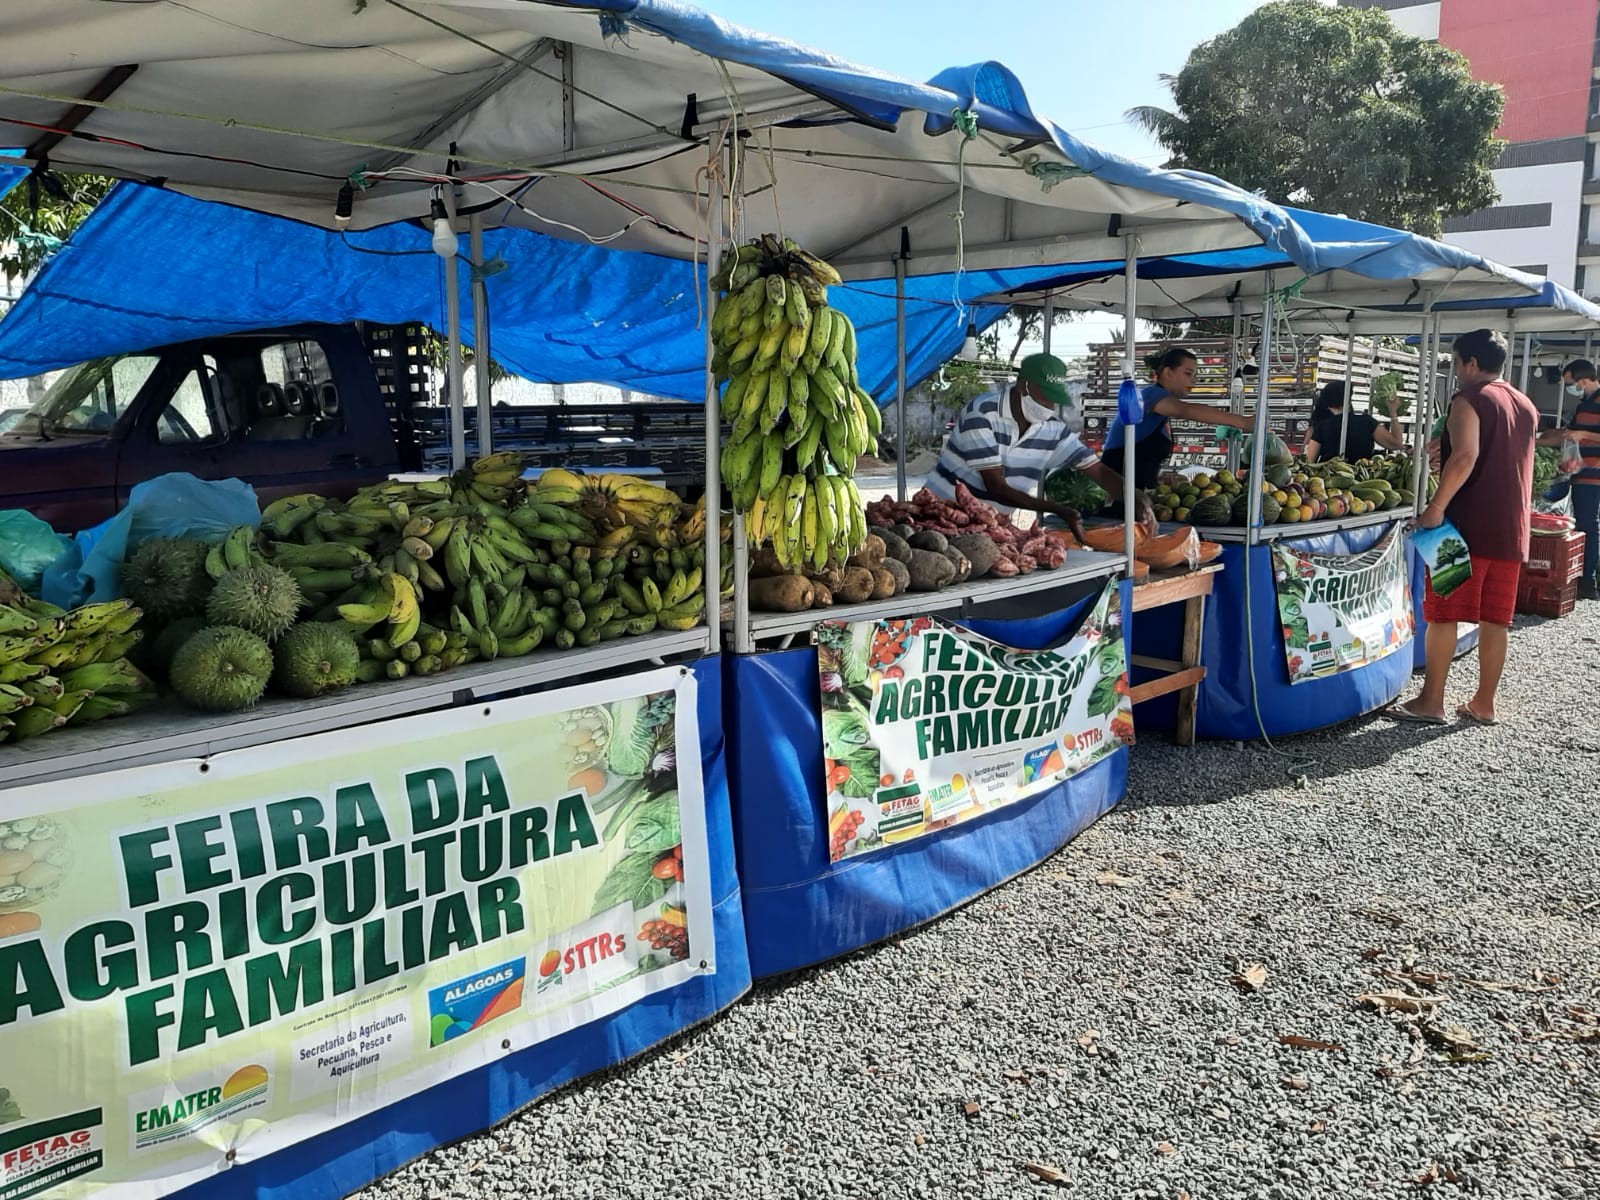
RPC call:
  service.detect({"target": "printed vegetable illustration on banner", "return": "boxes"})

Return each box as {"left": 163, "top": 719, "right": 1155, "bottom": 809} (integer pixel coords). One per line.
{"left": 0, "top": 667, "right": 710, "bottom": 1200}
{"left": 817, "top": 581, "right": 1132, "bottom": 862}
{"left": 1272, "top": 530, "right": 1413, "bottom": 685}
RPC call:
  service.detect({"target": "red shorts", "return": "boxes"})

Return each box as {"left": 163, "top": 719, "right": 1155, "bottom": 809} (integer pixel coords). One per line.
{"left": 1423, "top": 556, "right": 1520, "bottom": 627}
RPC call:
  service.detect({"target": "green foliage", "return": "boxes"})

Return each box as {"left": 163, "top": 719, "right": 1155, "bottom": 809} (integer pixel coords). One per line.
{"left": 1127, "top": 0, "right": 1503, "bottom": 237}
{"left": 0, "top": 173, "right": 114, "bottom": 281}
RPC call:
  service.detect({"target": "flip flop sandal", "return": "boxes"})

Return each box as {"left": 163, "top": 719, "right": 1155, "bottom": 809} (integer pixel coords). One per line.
{"left": 1456, "top": 705, "right": 1499, "bottom": 726}
{"left": 1386, "top": 702, "right": 1448, "bottom": 726}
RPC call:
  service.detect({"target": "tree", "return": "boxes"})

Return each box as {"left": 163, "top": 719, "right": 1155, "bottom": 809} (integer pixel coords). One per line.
{"left": 1127, "top": 0, "right": 1503, "bottom": 238}
{"left": 0, "top": 172, "right": 114, "bottom": 282}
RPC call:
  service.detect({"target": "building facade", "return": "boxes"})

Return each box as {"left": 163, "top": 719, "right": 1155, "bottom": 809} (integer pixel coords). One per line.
{"left": 1346, "top": 0, "right": 1599, "bottom": 295}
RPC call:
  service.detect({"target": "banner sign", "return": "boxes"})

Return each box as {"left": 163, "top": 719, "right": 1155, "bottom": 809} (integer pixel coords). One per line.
{"left": 1271, "top": 529, "right": 1414, "bottom": 684}
{"left": 0, "top": 668, "right": 712, "bottom": 1200}
{"left": 817, "top": 580, "right": 1132, "bottom": 862}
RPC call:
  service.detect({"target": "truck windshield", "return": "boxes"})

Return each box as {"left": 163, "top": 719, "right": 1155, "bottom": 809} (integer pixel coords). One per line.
{"left": 6, "top": 354, "right": 161, "bottom": 438}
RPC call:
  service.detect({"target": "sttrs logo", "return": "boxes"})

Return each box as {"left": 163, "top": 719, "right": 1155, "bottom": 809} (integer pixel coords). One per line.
{"left": 0, "top": 1109, "right": 103, "bottom": 1200}
{"left": 535, "top": 921, "right": 631, "bottom": 995}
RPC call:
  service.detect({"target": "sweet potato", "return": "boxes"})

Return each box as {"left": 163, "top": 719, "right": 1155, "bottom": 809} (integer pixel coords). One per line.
{"left": 836, "top": 566, "right": 876, "bottom": 604}
{"left": 848, "top": 534, "right": 887, "bottom": 570}
{"left": 943, "top": 546, "right": 972, "bottom": 584}
{"left": 949, "top": 534, "right": 1000, "bottom": 580}
{"left": 869, "top": 568, "right": 897, "bottom": 600}
{"left": 907, "top": 549, "right": 957, "bottom": 591}
{"left": 908, "top": 529, "right": 950, "bottom": 554}
{"left": 810, "top": 581, "right": 834, "bottom": 608}
{"left": 749, "top": 574, "right": 814, "bottom": 612}
{"left": 881, "top": 557, "right": 910, "bottom": 594}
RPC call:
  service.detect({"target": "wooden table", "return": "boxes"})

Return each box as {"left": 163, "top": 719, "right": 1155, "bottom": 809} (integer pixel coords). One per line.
{"left": 1127, "top": 563, "right": 1223, "bottom": 747}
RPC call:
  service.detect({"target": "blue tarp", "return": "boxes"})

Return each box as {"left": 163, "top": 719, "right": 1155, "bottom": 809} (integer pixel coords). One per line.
{"left": 0, "top": 181, "right": 1028, "bottom": 401}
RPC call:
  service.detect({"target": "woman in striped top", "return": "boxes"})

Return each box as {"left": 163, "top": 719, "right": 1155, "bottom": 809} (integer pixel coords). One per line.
{"left": 928, "top": 353, "right": 1153, "bottom": 545}
{"left": 1549, "top": 359, "right": 1600, "bottom": 598}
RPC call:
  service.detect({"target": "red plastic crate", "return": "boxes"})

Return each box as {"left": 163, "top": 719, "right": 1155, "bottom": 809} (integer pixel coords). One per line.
{"left": 1522, "top": 529, "right": 1586, "bottom": 585}
{"left": 1516, "top": 576, "right": 1578, "bottom": 619}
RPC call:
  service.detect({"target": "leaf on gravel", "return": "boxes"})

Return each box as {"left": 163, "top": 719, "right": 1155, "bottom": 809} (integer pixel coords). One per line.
{"left": 1375, "top": 966, "right": 1450, "bottom": 992}
{"left": 1156, "top": 1142, "right": 1176, "bottom": 1155}
{"left": 1003, "top": 1068, "right": 1031, "bottom": 1083}
{"left": 1359, "top": 948, "right": 1386, "bottom": 961}
{"left": 1278, "top": 1034, "right": 1344, "bottom": 1053}
{"left": 1096, "top": 869, "right": 1141, "bottom": 889}
{"left": 1231, "top": 963, "right": 1268, "bottom": 993}
{"left": 962, "top": 1102, "right": 981, "bottom": 1118}
{"left": 1308, "top": 1120, "right": 1326, "bottom": 1134}
{"left": 1414, "top": 1162, "right": 1461, "bottom": 1186}
{"left": 1356, "top": 991, "right": 1442, "bottom": 1016}
{"left": 1282, "top": 1076, "right": 1309, "bottom": 1090}
{"left": 1021, "top": 1162, "right": 1069, "bottom": 1186}
{"left": 1358, "top": 907, "right": 1404, "bottom": 928}
{"left": 1076, "top": 1031, "right": 1100, "bottom": 1056}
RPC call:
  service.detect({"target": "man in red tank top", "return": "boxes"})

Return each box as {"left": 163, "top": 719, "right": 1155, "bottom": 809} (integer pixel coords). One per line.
{"left": 1391, "top": 329, "right": 1537, "bottom": 726}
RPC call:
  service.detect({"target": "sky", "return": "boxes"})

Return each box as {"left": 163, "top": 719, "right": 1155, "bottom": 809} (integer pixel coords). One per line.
{"left": 698, "top": 0, "right": 1285, "bottom": 358}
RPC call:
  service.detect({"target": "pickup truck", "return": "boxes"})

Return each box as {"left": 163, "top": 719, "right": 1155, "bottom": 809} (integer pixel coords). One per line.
{"left": 0, "top": 324, "right": 404, "bottom": 531}
{"left": 0, "top": 323, "right": 715, "bottom": 532}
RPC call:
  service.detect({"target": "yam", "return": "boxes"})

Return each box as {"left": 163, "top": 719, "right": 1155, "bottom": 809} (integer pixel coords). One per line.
{"left": 949, "top": 534, "right": 1000, "bottom": 580}
{"left": 907, "top": 549, "right": 957, "bottom": 591}
{"left": 810, "top": 582, "right": 834, "bottom": 608}
{"left": 873, "top": 528, "right": 914, "bottom": 565}
{"left": 908, "top": 529, "right": 950, "bottom": 554}
{"left": 869, "top": 568, "right": 897, "bottom": 601}
{"left": 748, "top": 574, "right": 814, "bottom": 612}
{"left": 892, "top": 523, "right": 917, "bottom": 543}
{"left": 750, "top": 545, "right": 787, "bottom": 578}
{"left": 836, "top": 566, "right": 876, "bottom": 604}
{"left": 806, "top": 566, "right": 846, "bottom": 591}
{"left": 943, "top": 546, "right": 972, "bottom": 584}
{"left": 881, "top": 557, "right": 910, "bottom": 594}
{"left": 848, "top": 534, "right": 887, "bottom": 570}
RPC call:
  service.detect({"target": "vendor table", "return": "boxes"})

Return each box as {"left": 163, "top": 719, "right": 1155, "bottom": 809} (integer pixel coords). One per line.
{"left": 0, "top": 639, "right": 749, "bottom": 1200}
{"left": 1131, "top": 517, "right": 1413, "bottom": 740}
{"left": 725, "top": 556, "right": 1129, "bottom": 979}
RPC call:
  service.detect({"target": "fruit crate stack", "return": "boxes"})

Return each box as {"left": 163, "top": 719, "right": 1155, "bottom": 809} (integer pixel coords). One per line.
{"left": 1516, "top": 529, "right": 1586, "bottom": 618}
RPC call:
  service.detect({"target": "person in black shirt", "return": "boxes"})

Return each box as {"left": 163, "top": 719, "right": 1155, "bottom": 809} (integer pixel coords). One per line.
{"left": 1302, "top": 380, "right": 1405, "bottom": 463}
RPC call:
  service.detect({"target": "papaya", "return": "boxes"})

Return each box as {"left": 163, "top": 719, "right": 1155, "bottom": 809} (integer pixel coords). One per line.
{"left": 1196, "top": 540, "right": 1223, "bottom": 565}
{"left": 1136, "top": 525, "right": 1201, "bottom": 570}
{"left": 1079, "top": 524, "right": 1148, "bottom": 553}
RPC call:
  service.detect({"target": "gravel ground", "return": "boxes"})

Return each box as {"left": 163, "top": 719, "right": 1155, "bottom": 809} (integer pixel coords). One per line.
{"left": 360, "top": 604, "right": 1600, "bottom": 1200}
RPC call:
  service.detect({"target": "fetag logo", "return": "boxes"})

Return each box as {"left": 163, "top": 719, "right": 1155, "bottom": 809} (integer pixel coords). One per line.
{"left": 0, "top": 1108, "right": 104, "bottom": 1199}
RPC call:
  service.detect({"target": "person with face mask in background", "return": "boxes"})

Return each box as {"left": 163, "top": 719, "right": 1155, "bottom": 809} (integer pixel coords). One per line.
{"left": 1103, "top": 347, "right": 1258, "bottom": 489}
{"left": 927, "top": 352, "right": 1154, "bottom": 546}
{"left": 1538, "top": 359, "right": 1600, "bottom": 598}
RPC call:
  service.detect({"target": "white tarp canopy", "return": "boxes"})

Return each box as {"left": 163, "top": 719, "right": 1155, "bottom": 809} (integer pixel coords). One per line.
{"left": 0, "top": 0, "right": 1306, "bottom": 274}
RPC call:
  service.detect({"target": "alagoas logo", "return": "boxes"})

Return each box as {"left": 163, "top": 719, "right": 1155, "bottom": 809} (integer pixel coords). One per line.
{"left": 0, "top": 1109, "right": 103, "bottom": 1200}
{"left": 131, "top": 1065, "right": 269, "bottom": 1152}
{"left": 427, "top": 958, "right": 526, "bottom": 1047}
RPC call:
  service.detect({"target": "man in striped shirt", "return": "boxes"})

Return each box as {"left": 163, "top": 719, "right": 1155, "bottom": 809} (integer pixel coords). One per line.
{"left": 927, "top": 353, "right": 1152, "bottom": 544}
{"left": 1551, "top": 359, "right": 1600, "bottom": 598}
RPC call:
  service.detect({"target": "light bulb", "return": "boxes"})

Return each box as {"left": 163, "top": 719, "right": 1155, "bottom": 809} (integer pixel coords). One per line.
{"left": 960, "top": 322, "right": 979, "bottom": 360}
{"left": 429, "top": 194, "right": 458, "bottom": 259}
{"left": 334, "top": 182, "right": 354, "bottom": 227}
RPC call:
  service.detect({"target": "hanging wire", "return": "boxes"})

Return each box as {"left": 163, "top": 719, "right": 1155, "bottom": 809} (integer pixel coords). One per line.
{"left": 949, "top": 108, "right": 980, "bottom": 324}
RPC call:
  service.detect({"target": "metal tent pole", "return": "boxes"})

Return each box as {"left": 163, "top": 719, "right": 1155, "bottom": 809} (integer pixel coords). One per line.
{"left": 1339, "top": 322, "right": 1355, "bottom": 459}
{"left": 720, "top": 141, "right": 744, "bottom": 656}
{"left": 1411, "top": 308, "right": 1437, "bottom": 512}
{"left": 1518, "top": 332, "right": 1533, "bottom": 394}
{"left": 1226, "top": 298, "right": 1243, "bottom": 476}
{"left": 895, "top": 232, "right": 908, "bottom": 503}
{"left": 469, "top": 212, "right": 493, "bottom": 459}
{"left": 444, "top": 267, "right": 466, "bottom": 473}
{"left": 1246, "top": 277, "right": 1275, "bottom": 538}
{"left": 1122, "top": 239, "right": 1139, "bottom": 572}
{"left": 1042, "top": 295, "right": 1055, "bottom": 356}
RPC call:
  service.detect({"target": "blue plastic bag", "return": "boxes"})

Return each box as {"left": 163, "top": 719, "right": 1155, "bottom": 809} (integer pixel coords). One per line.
{"left": 0, "top": 509, "right": 72, "bottom": 594}
{"left": 41, "top": 473, "right": 260, "bottom": 609}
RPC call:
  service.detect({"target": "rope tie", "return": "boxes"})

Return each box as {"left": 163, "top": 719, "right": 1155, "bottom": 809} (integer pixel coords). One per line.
{"left": 598, "top": 13, "right": 630, "bottom": 40}
{"left": 950, "top": 108, "right": 978, "bottom": 322}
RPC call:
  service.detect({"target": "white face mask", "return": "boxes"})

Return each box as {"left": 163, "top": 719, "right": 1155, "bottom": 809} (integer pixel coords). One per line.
{"left": 1020, "top": 391, "right": 1058, "bottom": 425}
{"left": 1567, "top": 383, "right": 1586, "bottom": 398}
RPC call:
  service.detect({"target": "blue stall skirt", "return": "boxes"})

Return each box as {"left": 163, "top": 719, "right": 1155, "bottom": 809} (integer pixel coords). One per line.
{"left": 726, "top": 588, "right": 1129, "bottom": 980}
{"left": 173, "top": 657, "right": 751, "bottom": 1200}
{"left": 1131, "top": 525, "right": 1413, "bottom": 741}
{"left": 1408, "top": 539, "right": 1480, "bottom": 669}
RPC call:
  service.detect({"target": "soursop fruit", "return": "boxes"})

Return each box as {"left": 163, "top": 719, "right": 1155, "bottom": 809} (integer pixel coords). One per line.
{"left": 273, "top": 622, "right": 360, "bottom": 698}
{"left": 169, "top": 625, "right": 273, "bottom": 712}
{"left": 123, "top": 538, "right": 211, "bottom": 620}
{"left": 143, "top": 615, "right": 208, "bottom": 681}
{"left": 207, "top": 564, "right": 303, "bottom": 641}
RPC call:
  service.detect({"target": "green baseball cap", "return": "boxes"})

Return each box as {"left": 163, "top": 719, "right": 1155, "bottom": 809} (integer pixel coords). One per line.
{"left": 1017, "top": 352, "right": 1072, "bottom": 406}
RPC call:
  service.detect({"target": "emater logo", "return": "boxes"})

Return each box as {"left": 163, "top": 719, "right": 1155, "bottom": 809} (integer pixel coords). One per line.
{"left": 0, "top": 1108, "right": 103, "bottom": 1200}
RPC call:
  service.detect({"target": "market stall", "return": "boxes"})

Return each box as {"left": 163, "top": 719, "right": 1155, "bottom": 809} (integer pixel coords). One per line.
{"left": 980, "top": 209, "right": 1600, "bottom": 738}
{"left": 0, "top": 0, "right": 1336, "bottom": 1192}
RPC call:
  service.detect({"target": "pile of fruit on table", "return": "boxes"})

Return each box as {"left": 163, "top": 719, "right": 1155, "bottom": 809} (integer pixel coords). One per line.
{"left": 103, "top": 454, "right": 719, "bottom": 716}
{"left": 1150, "top": 453, "right": 1419, "bottom": 527}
